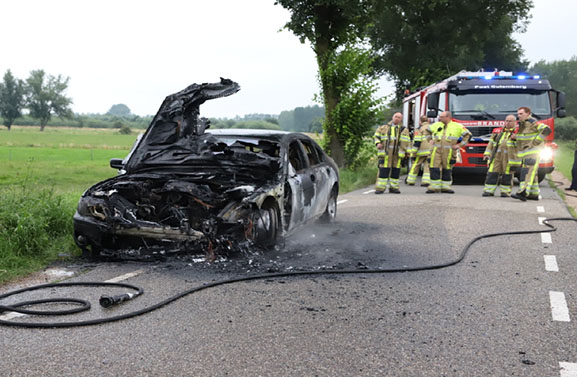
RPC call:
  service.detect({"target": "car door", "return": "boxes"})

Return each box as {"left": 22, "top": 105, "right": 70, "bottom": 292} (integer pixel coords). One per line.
{"left": 299, "top": 138, "right": 329, "bottom": 218}
{"left": 285, "top": 140, "right": 313, "bottom": 229}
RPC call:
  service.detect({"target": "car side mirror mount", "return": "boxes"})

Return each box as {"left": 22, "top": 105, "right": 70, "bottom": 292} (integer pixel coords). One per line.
{"left": 110, "top": 158, "right": 124, "bottom": 169}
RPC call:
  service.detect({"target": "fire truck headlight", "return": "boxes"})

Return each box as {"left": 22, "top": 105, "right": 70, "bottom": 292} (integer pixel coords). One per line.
{"left": 540, "top": 146, "right": 554, "bottom": 162}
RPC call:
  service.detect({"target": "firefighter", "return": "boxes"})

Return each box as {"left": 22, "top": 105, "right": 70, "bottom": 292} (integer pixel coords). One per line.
{"left": 565, "top": 138, "right": 577, "bottom": 192}
{"left": 406, "top": 115, "right": 432, "bottom": 186}
{"left": 426, "top": 111, "right": 472, "bottom": 194}
{"left": 511, "top": 106, "right": 551, "bottom": 201}
{"left": 481, "top": 115, "right": 518, "bottom": 197}
{"left": 373, "top": 112, "right": 411, "bottom": 194}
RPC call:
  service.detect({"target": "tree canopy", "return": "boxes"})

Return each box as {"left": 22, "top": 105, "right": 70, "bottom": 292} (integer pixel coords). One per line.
{"left": 531, "top": 57, "right": 577, "bottom": 117}
{"left": 107, "top": 103, "right": 132, "bottom": 117}
{"left": 26, "top": 70, "right": 73, "bottom": 131}
{"left": 369, "top": 0, "right": 533, "bottom": 100}
{"left": 0, "top": 70, "right": 25, "bottom": 130}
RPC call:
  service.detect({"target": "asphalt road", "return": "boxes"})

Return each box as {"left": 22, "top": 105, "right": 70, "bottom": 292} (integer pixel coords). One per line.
{"left": 2, "top": 175, "right": 577, "bottom": 376}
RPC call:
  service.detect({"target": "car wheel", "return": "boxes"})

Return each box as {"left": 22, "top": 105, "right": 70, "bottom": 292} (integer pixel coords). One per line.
{"left": 319, "top": 187, "right": 337, "bottom": 223}
{"left": 82, "top": 244, "right": 101, "bottom": 261}
{"left": 253, "top": 205, "right": 279, "bottom": 247}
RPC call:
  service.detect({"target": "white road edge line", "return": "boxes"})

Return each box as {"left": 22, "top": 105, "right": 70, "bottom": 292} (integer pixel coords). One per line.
{"left": 363, "top": 189, "right": 375, "bottom": 194}
{"left": 544, "top": 255, "right": 559, "bottom": 272}
{"left": 550, "top": 291, "right": 571, "bottom": 322}
{"left": 0, "top": 270, "right": 145, "bottom": 321}
{"left": 537, "top": 205, "right": 545, "bottom": 213}
{"left": 336, "top": 199, "right": 348, "bottom": 205}
{"left": 560, "top": 362, "right": 577, "bottom": 377}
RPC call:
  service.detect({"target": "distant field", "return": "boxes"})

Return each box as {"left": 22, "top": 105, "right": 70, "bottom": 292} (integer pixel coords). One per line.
{"left": 0, "top": 127, "right": 135, "bottom": 195}
{"left": 0, "top": 125, "right": 140, "bottom": 149}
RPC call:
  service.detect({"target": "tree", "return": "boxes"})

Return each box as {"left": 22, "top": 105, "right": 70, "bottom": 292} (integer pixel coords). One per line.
{"left": 107, "top": 103, "right": 132, "bottom": 117}
{"left": 25, "top": 70, "right": 73, "bottom": 131}
{"left": 369, "top": 0, "right": 532, "bottom": 100}
{"left": 275, "top": 0, "right": 374, "bottom": 167}
{"left": 0, "top": 69, "right": 25, "bottom": 130}
{"left": 531, "top": 57, "right": 577, "bottom": 117}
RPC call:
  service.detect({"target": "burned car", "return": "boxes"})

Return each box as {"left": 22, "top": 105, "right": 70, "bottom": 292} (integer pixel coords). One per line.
{"left": 73, "top": 79, "right": 339, "bottom": 259}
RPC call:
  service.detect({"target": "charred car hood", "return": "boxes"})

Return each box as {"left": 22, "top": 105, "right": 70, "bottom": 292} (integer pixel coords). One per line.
{"left": 126, "top": 78, "right": 243, "bottom": 172}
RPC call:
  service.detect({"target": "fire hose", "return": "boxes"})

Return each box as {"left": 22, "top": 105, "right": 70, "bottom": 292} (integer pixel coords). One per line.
{"left": 0, "top": 217, "right": 575, "bottom": 328}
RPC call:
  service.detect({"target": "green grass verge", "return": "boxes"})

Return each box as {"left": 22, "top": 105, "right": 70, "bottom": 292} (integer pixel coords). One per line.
{"left": 554, "top": 140, "right": 575, "bottom": 181}
{"left": 0, "top": 187, "right": 81, "bottom": 284}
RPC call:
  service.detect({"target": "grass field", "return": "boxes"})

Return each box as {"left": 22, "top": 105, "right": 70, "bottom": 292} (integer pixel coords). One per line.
{"left": 554, "top": 140, "right": 576, "bottom": 180}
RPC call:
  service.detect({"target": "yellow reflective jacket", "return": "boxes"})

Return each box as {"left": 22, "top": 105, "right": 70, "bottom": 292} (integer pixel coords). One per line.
{"left": 515, "top": 117, "right": 551, "bottom": 157}
{"left": 483, "top": 126, "right": 518, "bottom": 165}
{"left": 373, "top": 122, "right": 411, "bottom": 158}
{"left": 408, "top": 122, "right": 432, "bottom": 156}
{"left": 429, "top": 120, "right": 472, "bottom": 150}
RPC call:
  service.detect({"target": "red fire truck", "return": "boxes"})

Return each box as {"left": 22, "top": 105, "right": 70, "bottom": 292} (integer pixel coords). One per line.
{"left": 402, "top": 70, "right": 566, "bottom": 181}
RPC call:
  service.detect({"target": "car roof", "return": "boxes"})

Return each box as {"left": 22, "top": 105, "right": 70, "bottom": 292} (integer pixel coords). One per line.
{"left": 206, "top": 128, "right": 313, "bottom": 143}
{"left": 207, "top": 128, "right": 290, "bottom": 136}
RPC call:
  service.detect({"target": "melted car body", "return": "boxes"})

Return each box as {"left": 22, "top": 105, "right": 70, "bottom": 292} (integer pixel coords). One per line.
{"left": 73, "top": 79, "right": 339, "bottom": 259}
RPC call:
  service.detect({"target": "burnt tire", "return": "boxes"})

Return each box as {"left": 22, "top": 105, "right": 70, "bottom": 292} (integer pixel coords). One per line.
{"left": 253, "top": 205, "right": 280, "bottom": 247}
{"left": 319, "top": 187, "right": 337, "bottom": 223}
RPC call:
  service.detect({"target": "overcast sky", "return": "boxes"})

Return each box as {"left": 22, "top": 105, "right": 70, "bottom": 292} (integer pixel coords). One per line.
{"left": 1, "top": 0, "right": 576, "bottom": 118}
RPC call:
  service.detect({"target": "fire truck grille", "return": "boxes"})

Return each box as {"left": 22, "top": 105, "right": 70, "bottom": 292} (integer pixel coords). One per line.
{"left": 465, "top": 146, "right": 487, "bottom": 154}
{"left": 466, "top": 126, "right": 494, "bottom": 137}
{"left": 468, "top": 157, "right": 487, "bottom": 165}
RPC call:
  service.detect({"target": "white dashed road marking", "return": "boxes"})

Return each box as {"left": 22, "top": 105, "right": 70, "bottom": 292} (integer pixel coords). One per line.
{"left": 544, "top": 255, "right": 559, "bottom": 272}
{"left": 560, "top": 362, "right": 577, "bottom": 377}
{"left": 537, "top": 206, "right": 545, "bottom": 213}
{"left": 542, "top": 232, "right": 553, "bottom": 244}
{"left": 105, "top": 270, "right": 144, "bottom": 283}
{"left": 538, "top": 217, "right": 547, "bottom": 225}
{"left": 363, "top": 189, "right": 375, "bottom": 194}
{"left": 337, "top": 199, "right": 348, "bottom": 205}
{"left": 550, "top": 291, "right": 571, "bottom": 322}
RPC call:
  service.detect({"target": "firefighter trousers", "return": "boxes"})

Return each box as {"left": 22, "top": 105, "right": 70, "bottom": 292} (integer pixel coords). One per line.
{"left": 517, "top": 153, "right": 541, "bottom": 198}
{"left": 483, "top": 157, "right": 513, "bottom": 195}
{"left": 406, "top": 156, "right": 430, "bottom": 185}
{"left": 429, "top": 147, "right": 455, "bottom": 192}
{"left": 376, "top": 154, "right": 402, "bottom": 192}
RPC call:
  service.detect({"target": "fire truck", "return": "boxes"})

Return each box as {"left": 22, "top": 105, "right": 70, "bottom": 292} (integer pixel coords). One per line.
{"left": 402, "top": 70, "right": 567, "bottom": 181}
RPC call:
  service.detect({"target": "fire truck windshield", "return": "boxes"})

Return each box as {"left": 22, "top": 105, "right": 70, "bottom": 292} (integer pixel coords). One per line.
{"left": 449, "top": 92, "right": 551, "bottom": 119}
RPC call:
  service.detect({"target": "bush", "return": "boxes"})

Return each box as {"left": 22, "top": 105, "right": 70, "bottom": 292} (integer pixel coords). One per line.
{"left": 118, "top": 125, "right": 132, "bottom": 134}
{"left": 555, "top": 116, "right": 577, "bottom": 141}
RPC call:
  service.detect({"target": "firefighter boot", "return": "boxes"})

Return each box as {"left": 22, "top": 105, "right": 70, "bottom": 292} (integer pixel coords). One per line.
{"left": 511, "top": 191, "right": 527, "bottom": 201}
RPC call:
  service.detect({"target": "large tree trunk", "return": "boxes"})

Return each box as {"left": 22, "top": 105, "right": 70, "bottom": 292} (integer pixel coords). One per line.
{"left": 315, "top": 40, "right": 345, "bottom": 168}
{"left": 40, "top": 117, "right": 49, "bottom": 131}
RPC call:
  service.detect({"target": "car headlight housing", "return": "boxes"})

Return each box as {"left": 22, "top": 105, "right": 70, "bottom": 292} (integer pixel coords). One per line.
{"left": 540, "top": 146, "right": 554, "bottom": 162}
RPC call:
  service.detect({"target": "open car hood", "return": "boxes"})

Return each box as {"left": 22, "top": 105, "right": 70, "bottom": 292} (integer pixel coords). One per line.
{"left": 125, "top": 78, "right": 242, "bottom": 172}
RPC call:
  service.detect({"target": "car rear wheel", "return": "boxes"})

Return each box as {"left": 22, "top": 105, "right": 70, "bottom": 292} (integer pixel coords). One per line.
{"left": 319, "top": 187, "right": 337, "bottom": 223}
{"left": 253, "top": 204, "right": 279, "bottom": 247}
